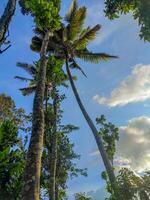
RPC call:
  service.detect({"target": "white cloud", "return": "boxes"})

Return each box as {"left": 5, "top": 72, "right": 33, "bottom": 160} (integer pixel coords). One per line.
{"left": 116, "top": 116, "right": 150, "bottom": 173}
{"left": 93, "top": 64, "right": 150, "bottom": 107}
{"left": 90, "top": 116, "right": 150, "bottom": 173}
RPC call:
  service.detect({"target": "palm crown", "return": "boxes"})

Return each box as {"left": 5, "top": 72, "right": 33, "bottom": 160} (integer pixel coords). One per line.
{"left": 30, "top": 0, "right": 117, "bottom": 76}
{"left": 15, "top": 57, "right": 67, "bottom": 96}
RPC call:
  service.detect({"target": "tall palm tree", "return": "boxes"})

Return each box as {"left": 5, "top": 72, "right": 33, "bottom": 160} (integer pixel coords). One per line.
{"left": 21, "top": 30, "right": 51, "bottom": 200}
{"left": 15, "top": 58, "right": 68, "bottom": 200}
{"left": 30, "top": 0, "right": 118, "bottom": 190}
{"left": 0, "top": 0, "right": 17, "bottom": 53}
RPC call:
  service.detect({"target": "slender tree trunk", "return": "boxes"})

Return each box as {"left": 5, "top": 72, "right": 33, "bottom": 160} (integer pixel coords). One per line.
{"left": 65, "top": 57, "right": 116, "bottom": 189}
{"left": 0, "top": 0, "right": 16, "bottom": 51}
{"left": 45, "top": 84, "right": 48, "bottom": 126}
{"left": 49, "top": 93, "right": 58, "bottom": 200}
{"left": 22, "top": 31, "right": 51, "bottom": 200}
{"left": 55, "top": 183, "right": 59, "bottom": 200}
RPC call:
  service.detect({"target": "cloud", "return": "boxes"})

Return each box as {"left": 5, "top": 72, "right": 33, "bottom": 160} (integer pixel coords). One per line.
{"left": 90, "top": 116, "right": 150, "bottom": 173}
{"left": 93, "top": 64, "right": 150, "bottom": 107}
{"left": 116, "top": 116, "right": 150, "bottom": 172}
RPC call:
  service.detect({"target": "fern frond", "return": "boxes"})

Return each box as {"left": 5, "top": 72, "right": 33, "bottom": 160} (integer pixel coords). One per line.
{"left": 76, "top": 50, "right": 118, "bottom": 63}
{"left": 67, "top": 7, "right": 87, "bottom": 41}
{"left": 74, "top": 24, "right": 101, "bottom": 49}
{"left": 65, "top": 0, "right": 78, "bottom": 22}
{"left": 17, "top": 62, "right": 36, "bottom": 76}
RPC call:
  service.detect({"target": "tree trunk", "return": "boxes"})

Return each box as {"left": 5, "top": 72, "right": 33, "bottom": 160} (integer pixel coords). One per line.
{"left": 55, "top": 183, "right": 59, "bottom": 200}
{"left": 22, "top": 31, "right": 51, "bottom": 200}
{"left": 65, "top": 57, "right": 116, "bottom": 189}
{"left": 0, "top": 0, "right": 16, "bottom": 51}
{"left": 49, "top": 93, "right": 58, "bottom": 200}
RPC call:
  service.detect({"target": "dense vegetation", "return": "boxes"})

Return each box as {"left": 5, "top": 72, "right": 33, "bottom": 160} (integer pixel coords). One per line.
{"left": 0, "top": 0, "right": 150, "bottom": 200}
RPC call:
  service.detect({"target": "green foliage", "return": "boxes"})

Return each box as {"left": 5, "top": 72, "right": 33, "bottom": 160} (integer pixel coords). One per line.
{"left": 15, "top": 56, "right": 68, "bottom": 96}
{"left": 0, "top": 93, "right": 15, "bottom": 122}
{"left": 96, "top": 115, "right": 119, "bottom": 198}
{"left": 107, "top": 168, "right": 150, "bottom": 200}
{"left": 96, "top": 115, "right": 119, "bottom": 162}
{"left": 0, "top": 95, "right": 28, "bottom": 199}
{"left": 76, "top": 49, "right": 118, "bottom": 64}
{"left": 65, "top": 0, "right": 78, "bottom": 23}
{"left": 75, "top": 193, "right": 92, "bottom": 200}
{"left": 0, "top": 93, "right": 30, "bottom": 132}
{"left": 0, "top": 120, "right": 25, "bottom": 200}
{"left": 105, "top": 0, "right": 150, "bottom": 41}
{"left": 97, "top": 115, "right": 150, "bottom": 200}
{"left": 19, "top": 0, "right": 61, "bottom": 30}
{"left": 73, "top": 25, "right": 101, "bottom": 50}
{"left": 67, "top": 6, "right": 87, "bottom": 41}
{"left": 41, "top": 95, "right": 87, "bottom": 199}
{"left": 31, "top": 0, "right": 117, "bottom": 76}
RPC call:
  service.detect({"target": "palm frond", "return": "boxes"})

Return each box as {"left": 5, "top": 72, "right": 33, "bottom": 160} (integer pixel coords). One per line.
{"left": 17, "top": 62, "right": 36, "bottom": 76}
{"left": 67, "top": 7, "right": 87, "bottom": 41}
{"left": 70, "top": 59, "right": 87, "bottom": 77}
{"left": 20, "top": 85, "right": 36, "bottom": 96}
{"left": 73, "top": 24, "right": 101, "bottom": 49}
{"left": 33, "top": 27, "right": 45, "bottom": 37}
{"left": 15, "top": 76, "right": 33, "bottom": 82}
{"left": 78, "top": 26, "right": 91, "bottom": 38}
{"left": 65, "top": 0, "right": 78, "bottom": 22}
{"left": 76, "top": 50, "right": 118, "bottom": 63}
{"left": 31, "top": 35, "right": 62, "bottom": 54}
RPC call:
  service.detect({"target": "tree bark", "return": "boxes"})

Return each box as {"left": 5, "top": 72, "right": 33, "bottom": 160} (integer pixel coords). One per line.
{"left": 0, "top": 0, "right": 16, "bottom": 50}
{"left": 49, "top": 93, "right": 58, "bottom": 200}
{"left": 55, "top": 184, "right": 59, "bottom": 200}
{"left": 22, "top": 31, "right": 51, "bottom": 200}
{"left": 65, "top": 57, "right": 116, "bottom": 189}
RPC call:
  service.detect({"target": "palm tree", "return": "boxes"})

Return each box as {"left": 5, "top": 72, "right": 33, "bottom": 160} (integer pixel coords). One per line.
{"left": 15, "top": 58, "right": 68, "bottom": 200}
{"left": 0, "top": 0, "right": 17, "bottom": 53}
{"left": 21, "top": 30, "right": 51, "bottom": 200}
{"left": 30, "top": 0, "right": 118, "bottom": 189}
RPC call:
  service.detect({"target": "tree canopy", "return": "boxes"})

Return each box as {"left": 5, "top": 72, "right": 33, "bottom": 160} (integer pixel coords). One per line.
{"left": 105, "top": 0, "right": 150, "bottom": 41}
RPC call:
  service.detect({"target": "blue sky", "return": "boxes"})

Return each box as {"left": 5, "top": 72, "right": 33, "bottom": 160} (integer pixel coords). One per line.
{"left": 1, "top": 0, "right": 150, "bottom": 199}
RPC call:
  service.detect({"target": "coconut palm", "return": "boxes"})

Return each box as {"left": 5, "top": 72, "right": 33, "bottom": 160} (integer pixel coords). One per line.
{"left": 30, "top": 0, "right": 118, "bottom": 189}
{"left": 15, "top": 57, "right": 69, "bottom": 200}
{"left": 15, "top": 58, "right": 67, "bottom": 105}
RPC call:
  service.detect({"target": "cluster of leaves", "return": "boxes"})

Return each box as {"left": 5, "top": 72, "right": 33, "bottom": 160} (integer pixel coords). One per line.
{"left": 41, "top": 100, "right": 87, "bottom": 199}
{"left": 96, "top": 115, "right": 150, "bottom": 200}
{"left": 19, "top": 0, "right": 61, "bottom": 30}
{"left": 15, "top": 56, "right": 67, "bottom": 96}
{"left": 0, "top": 93, "right": 30, "bottom": 132}
{"left": 104, "top": 0, "right": 150, "bottom": 41}
{"left": 0, "top": 94, "right": 30, "bottom": 199}
{"left": 0, "top": 120, "right": 25, "bottom": 200}
{"left": 75, "top": 193, "right": 92, "bottom": 200}
{"left": 96, "top": 115, "right": 119, "bottom": 198}
{"left": 30, "top": 0, "right": 117, "bottom": 77}
{"left": 107, "top": 168, "right": 150, "bottom": 200}
{"left": 96, "top": 115, "right": 119, "bottom": 162}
